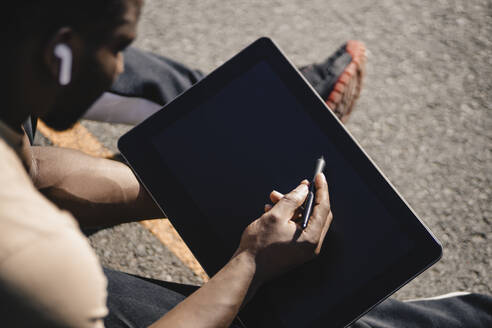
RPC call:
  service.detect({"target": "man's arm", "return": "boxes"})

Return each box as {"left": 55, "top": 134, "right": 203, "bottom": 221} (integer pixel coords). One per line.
{"left": 151, "top": 173, "right": 333, "bottom": 328}
{"left": 28, "top": 145, "right": 162, "bottom": 228}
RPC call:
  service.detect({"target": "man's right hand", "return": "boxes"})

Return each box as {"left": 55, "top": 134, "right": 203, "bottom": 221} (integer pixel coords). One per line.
{"left": 151, "top": 173, "right": 332, "bottom": 328}
{"left": 236, "top": 172, "right": 333, "bottom": 284}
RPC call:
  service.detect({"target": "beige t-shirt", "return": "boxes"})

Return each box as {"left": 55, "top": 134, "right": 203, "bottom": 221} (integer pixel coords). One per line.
{"left": 0, "top": 121, "right": 108, "bottom": 327}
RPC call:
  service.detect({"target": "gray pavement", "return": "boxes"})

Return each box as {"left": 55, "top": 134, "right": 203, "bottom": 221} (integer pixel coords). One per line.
{"left": 87, "top": 0, "right": 491, "bottom": 299}
{"left": 89, "top": 222, "right": 203, "bottom": 285}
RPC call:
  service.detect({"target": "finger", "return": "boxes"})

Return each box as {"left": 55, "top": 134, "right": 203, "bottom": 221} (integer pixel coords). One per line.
{"left": 270, "top": 182, "right": 309, "bottom": 220}
{"left": 305, "top": 173, "right": 331, "bottom": 235}
{"left": 314, "top": 173, "right": 329, "bottom": 208}
{"left": 316, "top": 211, "right": 333, "bottom": 253}
{"left": 270, "top": 190, "right": 284, "bottom": 204}
{"left": 264, "top": 204, "right": 273, "bottom": 212}
{"left": 270, "top": 180, "right": 308, "bottom": 204}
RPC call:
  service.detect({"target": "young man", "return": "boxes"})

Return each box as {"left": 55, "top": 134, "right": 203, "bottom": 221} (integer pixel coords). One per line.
{"left": 1, "top": 1, "right": 331, "bottom": 327}
{"left": 1, "top": 1, "right": 490, "bottom": 328}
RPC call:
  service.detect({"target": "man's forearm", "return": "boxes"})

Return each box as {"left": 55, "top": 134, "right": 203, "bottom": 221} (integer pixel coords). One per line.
{"left": 150, "top": 251, "right": 259, "bottom": 328}
{"left": 30, "top": 146, "right": 162, "bottom": 227}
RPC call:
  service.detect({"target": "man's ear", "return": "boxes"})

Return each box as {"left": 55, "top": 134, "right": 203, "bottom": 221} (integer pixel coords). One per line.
{"left": 43, "top": 27, "right": 83, "bottom": 86}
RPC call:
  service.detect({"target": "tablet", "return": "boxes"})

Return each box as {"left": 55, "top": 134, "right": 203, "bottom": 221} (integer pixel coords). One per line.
{"left": 118, "top": 37, "right": 442, "bottom": 328}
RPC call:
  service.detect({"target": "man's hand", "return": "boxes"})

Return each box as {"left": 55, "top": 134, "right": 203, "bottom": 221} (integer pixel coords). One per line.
{"left": 151, "top": 174, "right": 332, "bottom": 328}
{"left": 236, "top": 172, "right": 333, "bottom": 284}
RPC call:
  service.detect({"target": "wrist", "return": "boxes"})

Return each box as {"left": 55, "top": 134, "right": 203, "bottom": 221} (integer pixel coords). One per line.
{"left": 231, "top": 250, "right": 263, "bottom": 296}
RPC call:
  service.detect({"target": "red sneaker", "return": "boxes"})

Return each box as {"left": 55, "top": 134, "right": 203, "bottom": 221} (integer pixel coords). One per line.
{"left": 300, "top": 41, "right": 366, "bottom": 123}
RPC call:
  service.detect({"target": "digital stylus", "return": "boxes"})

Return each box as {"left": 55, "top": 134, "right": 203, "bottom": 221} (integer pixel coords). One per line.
{"left": 301, "top": 156, "right": 326, "bottom": 229}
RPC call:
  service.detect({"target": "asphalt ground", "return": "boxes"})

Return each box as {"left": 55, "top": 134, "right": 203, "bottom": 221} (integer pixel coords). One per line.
{"left": 37, "top": 0, "right": 490, "bottom": 300}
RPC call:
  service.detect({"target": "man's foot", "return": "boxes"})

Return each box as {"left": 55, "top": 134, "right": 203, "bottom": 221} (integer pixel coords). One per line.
{"left": 300, "top": 40, "right": 366, "bottom": 123}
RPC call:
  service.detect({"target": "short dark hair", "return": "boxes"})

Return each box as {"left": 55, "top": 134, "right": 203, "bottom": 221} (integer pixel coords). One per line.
{"left": 7, "top": 0, "right": 128, "bottom": 47}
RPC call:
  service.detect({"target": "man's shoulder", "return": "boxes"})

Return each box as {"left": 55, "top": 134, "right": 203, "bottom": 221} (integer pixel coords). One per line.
{"left": 0, "top": 138, "right": 108, "bottom": 328}
{"left": 0, "top": 136, "right": 92, "bottom": 266}
{"left": 0, "top": 137, "right": 32, "bottom": 189}
{"left": 0, "top": 137, "right": 80, "bottom": 245}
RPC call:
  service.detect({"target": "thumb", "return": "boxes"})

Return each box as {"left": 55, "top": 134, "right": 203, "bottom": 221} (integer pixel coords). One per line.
{"left": 270, "top": 182, "right": 308, "bottom": 220}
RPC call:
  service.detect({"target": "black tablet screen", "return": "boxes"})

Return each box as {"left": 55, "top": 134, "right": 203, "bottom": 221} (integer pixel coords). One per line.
{"left": 151, "top": 61, "right": 414, "bottom": 327}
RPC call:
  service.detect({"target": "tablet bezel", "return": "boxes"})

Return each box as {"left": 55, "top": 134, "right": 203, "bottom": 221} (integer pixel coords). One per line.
{"left": 118, "top": 37, "right": 442, "bottom": 328}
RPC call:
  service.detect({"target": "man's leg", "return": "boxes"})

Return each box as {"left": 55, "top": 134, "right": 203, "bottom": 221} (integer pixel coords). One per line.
{"left": 351, "top": 292, "right": 492, "bottom": 328}
{"left": 105, "top": 268, "right": 492, "bottom": 328}
{"left": 84, "top": 42, "right": 366, "bottom": 126}
{"left": 103, "top": 268, "right": 244, "bottom": 328}
{"left": 110, "top": 48, "right": 204, "bottom": 105}
{"left": 83, "top": 47, "right": 205, "bottom": 125}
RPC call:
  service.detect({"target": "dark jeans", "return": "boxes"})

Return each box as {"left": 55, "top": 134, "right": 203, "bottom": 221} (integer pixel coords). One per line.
{"left": 110, "top": 47, "right": 205, "bottom": 107}
{"left": 103, "top": 267, "right": 492, "bottom": 328}
{"left": 103, "top": 268, "right": 244, "bottom": 328}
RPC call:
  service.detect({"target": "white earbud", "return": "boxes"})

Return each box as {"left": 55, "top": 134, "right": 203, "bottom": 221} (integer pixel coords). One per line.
{"left": 54, "top": 43, "right": 72, "bottom": 86}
